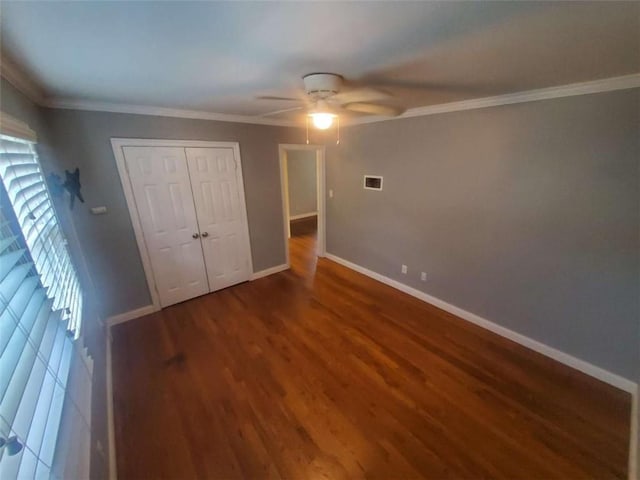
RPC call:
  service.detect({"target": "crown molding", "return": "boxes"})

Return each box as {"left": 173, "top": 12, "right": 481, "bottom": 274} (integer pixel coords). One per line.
{"left": 7, "top": 70, "right": 637, "bottom": 128}
{"left": 43, "top": 98, "right": 299, "bottom": 127}
{"left": 0, "top": 112, "right": 37, "bottom": 142}
{"left": 345, "top": 73, "right": 640, "bottom": 126}
{"left": 0, "top": 54, "right": 47, "bottom": 105}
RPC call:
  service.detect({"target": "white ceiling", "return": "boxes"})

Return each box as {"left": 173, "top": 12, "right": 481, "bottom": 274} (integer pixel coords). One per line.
{"left": 1, "top": 1, "right": 638, "bottom": 122}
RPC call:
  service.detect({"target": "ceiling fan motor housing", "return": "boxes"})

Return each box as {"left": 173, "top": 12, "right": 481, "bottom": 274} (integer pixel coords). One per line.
{"left": 303, "top": 73, "right": 343, "bottom": 99}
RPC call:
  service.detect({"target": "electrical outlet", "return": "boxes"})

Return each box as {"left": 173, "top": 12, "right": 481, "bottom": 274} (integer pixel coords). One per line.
{"left": 420, "top": 272, "right": 427, "bottom": 281}
{"left": 401, "top": 264, "right": 408, "bottom": 274}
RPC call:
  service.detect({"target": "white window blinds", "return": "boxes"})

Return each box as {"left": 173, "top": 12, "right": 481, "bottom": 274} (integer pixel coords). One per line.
{"left": 0, "top": 132, "right": 92, "bottom": 479}
{"left": 0, "top": 136, "right": 82, "bottom": 337}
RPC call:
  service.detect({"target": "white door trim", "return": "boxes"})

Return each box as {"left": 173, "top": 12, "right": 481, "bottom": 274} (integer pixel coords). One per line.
{"left": 111, "top": 138, "right": 252, "bottom": 311}
{"left": 278, "top": 144, "right": 326, "bottom": 266}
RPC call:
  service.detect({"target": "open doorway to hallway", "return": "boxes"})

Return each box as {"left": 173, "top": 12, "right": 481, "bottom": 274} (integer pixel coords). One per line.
{"left": 279, "top": 144, "right": 326, "bottom": 278}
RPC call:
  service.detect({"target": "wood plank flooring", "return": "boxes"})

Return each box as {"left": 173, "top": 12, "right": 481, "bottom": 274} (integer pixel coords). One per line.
{"left": 112, "top": 220, "right": 630, "bottom": 479}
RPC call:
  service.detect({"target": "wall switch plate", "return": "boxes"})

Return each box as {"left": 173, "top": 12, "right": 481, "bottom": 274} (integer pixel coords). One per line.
{"left": 329, "top": 189, "right": 334, "bottom": 198}
{"left": 401, "top": 264, "right": 408, "bottom": 274}
{"left": 90, "top": 206, "right": 108, "bottom": 215}
{"left": 421, "top": 272, "right": 427, "bottom": 281}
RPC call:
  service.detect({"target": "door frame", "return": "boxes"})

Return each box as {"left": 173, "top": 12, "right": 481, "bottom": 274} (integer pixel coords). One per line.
{"left": 278, "top": 143, "right": 326, "bottom": 266}
{"left": 111, "top": 138, "right": 253, "bottom": 310}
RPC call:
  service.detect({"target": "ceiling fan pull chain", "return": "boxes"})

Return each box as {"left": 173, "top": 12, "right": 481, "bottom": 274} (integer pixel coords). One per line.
{"left": 306, "top": 116, "right": 310, "bottom": 144}
{"left": 336, "top": 116, "right": 340, "bottom": 145}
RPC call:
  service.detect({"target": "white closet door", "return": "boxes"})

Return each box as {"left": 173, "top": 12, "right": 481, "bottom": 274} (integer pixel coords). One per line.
{"left": 123, "top": 146, "right": 209, "bottom": 307}
{"left": 185, "top": 147, "right": 252, "bottom": 291}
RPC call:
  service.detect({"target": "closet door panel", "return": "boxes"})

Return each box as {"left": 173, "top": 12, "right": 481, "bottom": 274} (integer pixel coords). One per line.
{"left": 124, "top": 146, "right": 209, "bottom": 306}
{"left": 186, "top": 147, "right": 252, "bottom": 291}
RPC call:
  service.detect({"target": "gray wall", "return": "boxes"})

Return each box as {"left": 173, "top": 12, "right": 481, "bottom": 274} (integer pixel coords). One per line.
{"left": 1, "top": 77, "right": 109, "bottom": 479}
{"left": 326, "top": 88, "right": 639, "bottom": 380}
{"left": 42, "top": 108, "right": 301, "bottom": 318}
{"left": 287, "top": 149, "right": 317, "bottom": 217}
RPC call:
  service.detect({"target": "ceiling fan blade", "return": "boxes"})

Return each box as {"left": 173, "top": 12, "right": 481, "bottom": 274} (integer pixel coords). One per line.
{"left": 259, "top": 106, "right": 304, "bottom": 117}
{"left": 331, "top": 87, "right": 391, "bottom": 105}
{"left": 256, "top": 95, "right": 302, "bottom": 102}
{"left": 342, "top": 103, "right": 405, "bottom": 117}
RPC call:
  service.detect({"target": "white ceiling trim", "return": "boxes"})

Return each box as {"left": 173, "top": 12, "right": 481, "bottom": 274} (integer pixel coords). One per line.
{"left": 3, "top": 67, "right": 638, "bottom": 128}
{"left": 0, "top": 55, "right": 47, "bottom": 105}
{"left": 0, "top": 112, "right": 37, "bottom": 142}
{"left": 43, "top": 98, "right": 299, "bottom": 127}
{"left": 345, "top": 73, "right": 640, "bottom": 126}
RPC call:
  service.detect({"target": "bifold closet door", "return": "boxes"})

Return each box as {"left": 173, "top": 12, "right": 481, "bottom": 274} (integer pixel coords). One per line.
{"left": 123, "top": 146, "right": 209, "bottom": 307}
{"left": 185, "top": 147, "right": 252, "bottom": 291}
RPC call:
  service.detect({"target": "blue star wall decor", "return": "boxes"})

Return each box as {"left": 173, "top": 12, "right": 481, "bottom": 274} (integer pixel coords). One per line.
{"left": 63, "top": 168, "right": 84, "bottom": 209}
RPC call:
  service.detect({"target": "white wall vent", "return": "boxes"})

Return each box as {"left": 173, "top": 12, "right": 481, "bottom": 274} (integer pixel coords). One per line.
{"left": 364, "top": 175, "right": 383, "bottom": 190}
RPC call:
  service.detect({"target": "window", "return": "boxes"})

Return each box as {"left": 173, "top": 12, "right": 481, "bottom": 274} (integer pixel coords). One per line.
{"left": 0, "top": 127, "right": 91, "bottom": 478}
{"left": 0, "top": 136, "right": 83, "bottom": 337}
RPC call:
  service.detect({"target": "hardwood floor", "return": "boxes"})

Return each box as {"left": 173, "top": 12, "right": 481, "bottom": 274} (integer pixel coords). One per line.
{"left": 112, "top": 219, "right": 630, "bottom": 479}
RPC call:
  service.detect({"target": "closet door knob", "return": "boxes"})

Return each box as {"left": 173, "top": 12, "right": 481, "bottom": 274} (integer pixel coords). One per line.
{"left": 192, "top": 233, "right": 200, "bottom": 239}
{"left": 201, "top": 232, "right": 209, "bottom": 238}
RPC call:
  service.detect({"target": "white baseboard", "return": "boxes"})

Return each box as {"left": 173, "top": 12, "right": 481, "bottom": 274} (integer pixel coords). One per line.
{"left": 105, "top": 267, "right": 291, "bottom": 325}
{"left": 325, "top": 252, "right": 637, "bottom": 394}
{"left": 251, "top": 263, "right": 289, "bottom": 280}
{"left": 106, "top": 305, "right": 158, "bottom": 327}
{"left": 630, "top": 388, "right": 638, "bottom": 480}
{"left": 106, "top": 328, "right": 117, "bottom": 480}
{"left": 289, "top": 211, "right": 318, "bottom": 221}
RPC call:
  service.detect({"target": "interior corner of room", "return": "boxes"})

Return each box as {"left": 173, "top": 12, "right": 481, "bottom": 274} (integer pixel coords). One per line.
{"left": 0, "top": 2, "right": 638, "bottom": 479}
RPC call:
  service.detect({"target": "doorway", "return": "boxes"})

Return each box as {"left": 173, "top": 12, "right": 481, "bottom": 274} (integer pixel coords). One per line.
{"left": 279, "top": 144, "right": 326, "bottom": 277}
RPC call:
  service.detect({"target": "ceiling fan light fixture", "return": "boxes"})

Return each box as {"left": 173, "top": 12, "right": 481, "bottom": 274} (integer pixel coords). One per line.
{"left": 309, "top": 112, "right": 336, "bottom": 130}
{"left": 309, "top": 99, "right": 337, "bottom": 130}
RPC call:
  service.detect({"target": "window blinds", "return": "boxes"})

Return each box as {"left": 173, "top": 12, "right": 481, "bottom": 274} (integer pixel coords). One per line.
{"left": 0, "top": 133, "right": 92, "bottom": 479}
{"left": 0, "top": 137, "right": 82, "bottom": 336}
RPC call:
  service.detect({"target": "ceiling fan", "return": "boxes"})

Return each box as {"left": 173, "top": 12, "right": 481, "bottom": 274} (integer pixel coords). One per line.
{"left": 258, "top": 73, "right": 405, "bottom": 130}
